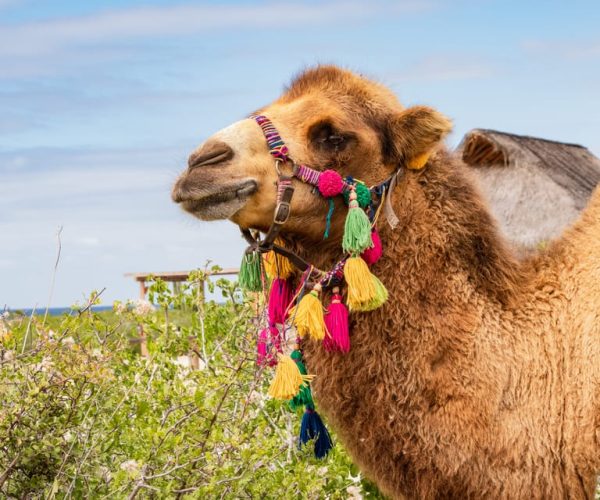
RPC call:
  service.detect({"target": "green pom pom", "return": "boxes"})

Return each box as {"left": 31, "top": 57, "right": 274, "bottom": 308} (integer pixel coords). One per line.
{"left": 290, "top": 349, "right": 304, "bottom": 366}
{"left": 239, "top": 251, "right": 263, "bottom": 291}
{"left": 343, "top": 205, "right": 373, "bottom": 254}
{"left": 343, "top": 182, "right": 371, "bottom": 208}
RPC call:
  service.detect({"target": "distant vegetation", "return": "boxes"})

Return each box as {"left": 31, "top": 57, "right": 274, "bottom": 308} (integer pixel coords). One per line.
{"left": 0, "top": 268, "right": 381, "bottom": 498}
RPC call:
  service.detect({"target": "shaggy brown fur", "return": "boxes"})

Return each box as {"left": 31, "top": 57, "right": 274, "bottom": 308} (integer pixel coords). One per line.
{"left": 172, "top": 66, "right": 600, "bottom": 499}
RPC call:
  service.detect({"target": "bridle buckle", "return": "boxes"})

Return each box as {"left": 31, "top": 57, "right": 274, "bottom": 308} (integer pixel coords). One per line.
{"left": 274, "top": 200, "right": 291, "bottom": 224}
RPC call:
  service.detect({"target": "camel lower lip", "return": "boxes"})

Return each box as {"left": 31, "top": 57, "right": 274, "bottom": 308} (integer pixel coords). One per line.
{"left": 180, "top": 180, "right": 257, "bottom": 218}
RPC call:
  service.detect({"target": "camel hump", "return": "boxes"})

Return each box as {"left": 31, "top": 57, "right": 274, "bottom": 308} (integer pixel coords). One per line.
{"left": 570, "top": 184, "right": 600, "bottom": 243}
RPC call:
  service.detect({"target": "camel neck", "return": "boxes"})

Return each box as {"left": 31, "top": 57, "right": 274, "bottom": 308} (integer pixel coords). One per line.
{"left": 375, "top": 150, "right": 526, "bottom": 309}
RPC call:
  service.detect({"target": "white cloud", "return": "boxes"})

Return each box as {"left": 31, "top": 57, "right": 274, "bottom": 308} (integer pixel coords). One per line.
{"left": 522, "top": 38, "right": 600, "bottom": 60}
{"left": 76, "top": 236, "right": 100, "bottom": 247}
{"left": 0, "top": 0, "right": 19, "bottom": 9}
{"left": 0, "top": 1, "right": 433, "bottom": 58}
{"left": 389, "top": 55, "right": 498, "bottom": 83}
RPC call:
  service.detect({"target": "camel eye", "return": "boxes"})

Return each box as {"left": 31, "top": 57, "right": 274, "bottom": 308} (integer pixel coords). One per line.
{"left": 308, "top": 120, "right": 353, "bottom": 153}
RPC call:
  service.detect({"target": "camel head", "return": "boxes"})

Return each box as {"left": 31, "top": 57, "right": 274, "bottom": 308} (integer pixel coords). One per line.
{"left": 172, "top": 66, "right": 452, "bottom": 242}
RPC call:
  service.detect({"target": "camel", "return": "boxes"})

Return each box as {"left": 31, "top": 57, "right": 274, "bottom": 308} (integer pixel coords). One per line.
{"left": 171, "top": 66, "right": 600, "bottom": 499}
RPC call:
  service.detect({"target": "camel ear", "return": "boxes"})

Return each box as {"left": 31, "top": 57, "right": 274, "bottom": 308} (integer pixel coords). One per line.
{"left": 387, "top": 106, "right": 452, "bottom": 169}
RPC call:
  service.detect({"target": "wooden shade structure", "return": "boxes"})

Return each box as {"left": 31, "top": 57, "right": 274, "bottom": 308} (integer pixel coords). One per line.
{"left": 458, "top": 129, "right": 600, "bottom": 250}
{"left": 124, "top": 268, "right": 239, "bottom": 357}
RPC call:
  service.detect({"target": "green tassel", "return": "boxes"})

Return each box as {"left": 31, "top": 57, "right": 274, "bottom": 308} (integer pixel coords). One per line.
{"left": 362, "top": 275, "right": 389, "bottom": 311}
{"left": 290, "top": 383, "right": 314, "bottom": 410}
{"left": 343, "top": 189, "right": 373, "bottom": 255}
{"left": 289, "top": 349, "right": 314, "bottom": 409}
{"left": 239, "top": 250, "right": 263, "bottom": 291}
{"left": 290, "top": 349, "right": 306, "bottom": 373}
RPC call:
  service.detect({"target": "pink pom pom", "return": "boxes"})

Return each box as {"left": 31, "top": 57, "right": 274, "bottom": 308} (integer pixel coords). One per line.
{"left": 323, "top": 291, "right": 350, "bottom": 353}
{"left": 318, "top": 169, "right": 345, "bottom": 197}
{"left": 361, "top": 228, "right": 382, "bottom": 265}
{"left": 257, "top": 326, "right": 281, "bottom": 367}
{"left": 268, "top": 278, "right": 293, "bottom": 325}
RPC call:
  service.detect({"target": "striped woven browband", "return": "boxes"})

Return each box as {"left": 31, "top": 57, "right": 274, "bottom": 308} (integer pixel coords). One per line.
{"left": 250, "top": 115, "right": 290, "bottom": 162}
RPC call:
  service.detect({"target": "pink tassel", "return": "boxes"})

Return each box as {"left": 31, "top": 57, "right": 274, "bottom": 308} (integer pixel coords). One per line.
{"left": 257, "top": 326, "right": 281, "bottom": 367}
{"left": 323, "top": 288, "right": 350, "bottom": 353}
{"left": 361, "top": 228, "right": 382, "bottom": 266}
{"left": 268, "top": 278, "right": 293, "bottom": 325}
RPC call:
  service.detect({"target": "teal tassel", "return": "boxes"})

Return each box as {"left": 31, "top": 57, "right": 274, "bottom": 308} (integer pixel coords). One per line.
{"left": 323, "top": 198, "right": 335, "bottom": 239}
{"left": 239, "top": 250, "right": 263, "bottom": 291}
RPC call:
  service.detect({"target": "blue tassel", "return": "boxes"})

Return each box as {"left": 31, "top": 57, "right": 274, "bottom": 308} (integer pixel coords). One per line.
{"left": 298, "top": 408, "right": 333, "bottom": 458}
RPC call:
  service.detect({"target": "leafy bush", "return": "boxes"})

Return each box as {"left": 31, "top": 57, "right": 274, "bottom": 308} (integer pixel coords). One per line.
{"left": 0, "top": 268, "right": 381, "bottom": 498}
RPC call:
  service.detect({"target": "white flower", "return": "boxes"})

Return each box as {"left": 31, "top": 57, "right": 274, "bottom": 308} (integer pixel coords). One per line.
{"left": 91, "top": 348, "right": 102, "bottom": 358}
{"left": 120, "top": 459, "right": 140, "bottom": 477}
{"left": 97, "top": 465, "right": 112, "bottom": 483}
{"left": 2, "top": 350, "right": 14, "bottom": 361}
{"left": 36, "top": 356, "right": 54, "bottom": 372}
{"left": 133, "top": 299, "right": 154, "bottom": 316}
{"left": 113, "top": 301, "right": 127, "bottom": 315}
{"left": 346, "top": 485, "right": 363, "bottom": 499}
{"left": 62, "top": 336, "right": 75, "bottom": 346}
{"left": 0, "top": 323, "right": 9, "bottom": 342}
{"left": 248, "top": 390, "right": 264, "bottom": 405}
{"left": 63, "top": 431, "right": 73, "bottom": 442}
{"left": 347, "top": 472, "right": 362, "bottom": 483}
{"left": 175, "top": 355, "right": 191, "bottom": 369}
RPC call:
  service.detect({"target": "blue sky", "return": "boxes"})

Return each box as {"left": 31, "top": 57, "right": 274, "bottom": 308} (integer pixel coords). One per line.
{"left": 1, "top": 0, "right": 599, "bottom": 308}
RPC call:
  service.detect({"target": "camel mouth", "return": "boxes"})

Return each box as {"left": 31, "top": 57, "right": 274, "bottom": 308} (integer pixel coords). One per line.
{"left": 176, "top": 179, "right": 258, "bottom": 221}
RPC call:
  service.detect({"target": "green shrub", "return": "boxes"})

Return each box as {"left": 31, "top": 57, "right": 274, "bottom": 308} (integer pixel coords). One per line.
{"left": 0, "top": 268, "right": 381, "bottom": 498}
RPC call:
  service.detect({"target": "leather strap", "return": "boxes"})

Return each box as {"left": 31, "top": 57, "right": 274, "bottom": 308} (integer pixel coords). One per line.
{"left": 240, "top": 228, "right": 312, "bottom": 272}
{"left": 260, "top": 176, "right": 294, "bottom": 251}
{"left": 239, "top": 174, "right": 314, "bottom": 273}
{"left": 383, "top": 168, "right": 405, "bottom": 229}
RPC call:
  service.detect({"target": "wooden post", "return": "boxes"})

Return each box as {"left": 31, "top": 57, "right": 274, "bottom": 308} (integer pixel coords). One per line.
{"left": 139, "top": 280, "right": 149, "bottom": 357}
{"left": 188, "top": 277, "right": 206, "bottom": 369}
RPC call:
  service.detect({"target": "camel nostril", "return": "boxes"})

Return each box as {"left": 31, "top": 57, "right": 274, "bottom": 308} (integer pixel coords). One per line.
{"left": 188, "top": 141, "right": 234, "bottom": 169}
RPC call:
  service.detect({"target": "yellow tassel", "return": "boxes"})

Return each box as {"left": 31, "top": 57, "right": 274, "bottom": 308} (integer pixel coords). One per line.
{"left": 407, "top": 151, "right": 431, "bottom": 170}
{"left": 268, "top": 354, "right": 313, "bottom": 400}
{"left": 262, "top": 237, "right": 294, "bottom": 279}
{"left": 290, "top": 284, "right": 328, "bottom": 341}
{"left": 362, "top": 275, "right": 389, "bottom": 311}
{"left": 344, "top": 256, "right": 376, "bottom": 311}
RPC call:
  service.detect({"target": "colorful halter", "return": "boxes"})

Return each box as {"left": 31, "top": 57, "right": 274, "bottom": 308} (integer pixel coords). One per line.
{"left": 239, "top": 114, "right": 392, "bottom": 459}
